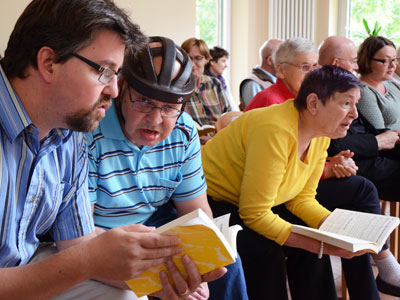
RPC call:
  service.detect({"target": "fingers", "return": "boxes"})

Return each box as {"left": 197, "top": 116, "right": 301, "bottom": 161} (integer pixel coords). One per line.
{"left": 156, "top": 270, "right": 180, "bottom": 300}
{"left": 164, "top": 258, "right": 191, "bottom": 297}
{"left": 201, "top": 267, "right": 227, "bottom": 282}
{"left": 120, "top": 223, "right": 155, "bottom": 233}
{"left": 139, "top": 232, "right": 181, "bottom": 249}
{"left": 153, "top": 256, "right": 206, "bottom": 300}
{"left": 331, "top": 164, "right": 357, "bottom": 178}
{"left": 336, "top": 150, "right": 353, "bottom": 158}
{"left": 324, "top": 243, "right": 367, "bottom": 259}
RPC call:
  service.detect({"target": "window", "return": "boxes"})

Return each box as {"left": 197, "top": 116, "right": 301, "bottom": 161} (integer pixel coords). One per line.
{"left": 196, "top": 0, "right": 230, "bottom": 50}
{"left": 349, "top": 0, "right": 400, "bottom": 45}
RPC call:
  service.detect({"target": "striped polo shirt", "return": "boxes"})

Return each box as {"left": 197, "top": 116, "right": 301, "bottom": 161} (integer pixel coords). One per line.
{"left": 0, "top": 65, "right": 94, "bottom": 267}
{"left": 86, "top": 102, "right": 207, "bottom": 229}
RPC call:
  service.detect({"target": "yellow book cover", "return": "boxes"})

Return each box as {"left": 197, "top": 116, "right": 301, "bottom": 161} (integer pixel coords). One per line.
{"left": 125, "top": 209, "right": 241, "bottom": 297}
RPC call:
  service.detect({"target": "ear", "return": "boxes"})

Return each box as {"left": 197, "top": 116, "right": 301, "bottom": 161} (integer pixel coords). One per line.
{"left": 332, "top": 58, "right": 341, "bottom": 67}
{"left": 306, "top": 93, "right": 319, "bottom": 116}
{"left": 276, "top": 63, "right": 286, "bottom": 79}
{"left": 266, "top": 55, "right": 273, "bottom": 66}
{"left": 36, "top": 46, "right": 57, "bottom": 83}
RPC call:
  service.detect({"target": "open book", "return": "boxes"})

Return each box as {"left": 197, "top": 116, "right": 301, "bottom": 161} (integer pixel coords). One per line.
{"left": 125, "top": 208, "right": 242, "bottom": 297}
{"left": 291, "top": 208, "right": 399, "bottom": 253}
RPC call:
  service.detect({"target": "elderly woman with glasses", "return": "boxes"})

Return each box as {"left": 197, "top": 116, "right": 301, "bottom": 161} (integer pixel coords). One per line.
{"left": 357, "top": 36, "right": 400, "bottom": 130}
{"left": 241, "top": 37, "right": 392, "bottom": 300}
{"left": 245, "top": 37, "right": 318, "bottom": 111}
{"left": 202, "top": 66, "right": 367, "bottom": 300}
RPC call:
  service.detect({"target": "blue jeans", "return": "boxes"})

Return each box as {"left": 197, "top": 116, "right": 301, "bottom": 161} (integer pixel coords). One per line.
{"left": 144, "top": 202, "right": 249, "bottom": 300}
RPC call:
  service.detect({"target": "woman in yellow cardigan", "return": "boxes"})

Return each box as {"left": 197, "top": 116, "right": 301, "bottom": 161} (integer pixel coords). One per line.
{"left": 201, "top": 65, "right": 367, "bottom": 300}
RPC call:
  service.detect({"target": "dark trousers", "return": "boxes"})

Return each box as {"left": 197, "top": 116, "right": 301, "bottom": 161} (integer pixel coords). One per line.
{"left": 316, "top": 175, "right": 381, "bottom": 300}
{"left": 208, "top": 198, "right": 337, "bottom": 300}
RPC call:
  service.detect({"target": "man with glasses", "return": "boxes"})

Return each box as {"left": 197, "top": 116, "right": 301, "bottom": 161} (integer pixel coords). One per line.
{"left": 318, "top": 36, "right": 359, "bottom": 72}
{"left": 86, "top": 36, "right": 248, "bottom": 300}
{"left": 321, "top": 35, "right": 400, "bottom": 297}
{"left": 0, "top": 1, "right": 222, "bottom": 299}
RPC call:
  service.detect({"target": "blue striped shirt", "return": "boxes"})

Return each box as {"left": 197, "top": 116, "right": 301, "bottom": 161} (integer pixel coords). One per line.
{"left": 0, "top": 65, "right": 94, "bottom": 267}
{"left": 86, "top": 102, "right": 207, "bottom": 229}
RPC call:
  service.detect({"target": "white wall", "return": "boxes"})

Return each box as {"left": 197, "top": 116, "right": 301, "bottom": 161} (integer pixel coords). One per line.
{"left": 0, "top": 0, "right": 196, "bottom": 56}
{"left": 0, "top": 0, "right": 31, "bottom": 55}
{"left": 0, "top": 0, "right": 337, "bottom": 106}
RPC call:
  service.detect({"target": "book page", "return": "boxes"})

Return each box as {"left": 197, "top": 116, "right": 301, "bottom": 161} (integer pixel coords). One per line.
{"left": 213, "top": 214, "right": 242, "bottom": 256}
{"left": 213, "top": 213, "right": 231, "bottom": 237}
{"left": 320, "top": 209, "right": 399, "bottom": 247}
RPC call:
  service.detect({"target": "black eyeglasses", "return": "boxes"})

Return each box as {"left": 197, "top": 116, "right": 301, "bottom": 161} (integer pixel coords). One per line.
{"left": 72, "top": 53, "right": 120, "bottom": 84}
{"left": 371, "top": 57, "right": 399, "bottom": 66}
{"left": 127, "top": 88, "right": 181, "bottom": 118}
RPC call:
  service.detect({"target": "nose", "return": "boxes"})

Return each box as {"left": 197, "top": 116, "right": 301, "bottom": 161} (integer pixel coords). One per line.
{"left": 145, "top": 106, "right": 163, "bottom": 124}
{"left": 350, "top": 103, "right": 358, "bottom": 120}
{"left": 102, "top": 76, "right": 119, "bottom": 99}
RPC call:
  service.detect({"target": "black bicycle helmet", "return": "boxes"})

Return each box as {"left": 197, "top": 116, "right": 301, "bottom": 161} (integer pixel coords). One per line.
{"left": 122, "top": 36, "right": 195, "bottom": 104}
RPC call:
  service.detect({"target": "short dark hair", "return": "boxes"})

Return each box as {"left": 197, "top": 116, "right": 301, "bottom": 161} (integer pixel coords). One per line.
{"left": 294, "top": 65, "right": 364, "bottom": 111}
{"left": 357, "top": 36, "right": 396, "bottom": 76}
{"left": 206, "top": 46, "right": 229, "bottom": 69}
{"left": 1, "top": 0, "right": 146, "bottom": 79}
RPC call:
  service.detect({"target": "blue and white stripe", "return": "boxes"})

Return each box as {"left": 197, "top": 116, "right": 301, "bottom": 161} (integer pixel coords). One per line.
{"left": 86, "top": 104, "right": 207, "bottom": 229}
{"left": 0, "top": 65, "right": 94, "bottom": 267}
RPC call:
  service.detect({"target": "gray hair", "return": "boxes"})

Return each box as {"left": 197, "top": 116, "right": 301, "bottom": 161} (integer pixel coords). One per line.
{"left": 272, "top": 37, "right": 317, "bottom": 69}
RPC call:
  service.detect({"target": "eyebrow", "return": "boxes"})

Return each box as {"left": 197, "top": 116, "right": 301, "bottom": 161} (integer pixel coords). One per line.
{"left": 99, "top": 58, "right": 120, "bottom": 70}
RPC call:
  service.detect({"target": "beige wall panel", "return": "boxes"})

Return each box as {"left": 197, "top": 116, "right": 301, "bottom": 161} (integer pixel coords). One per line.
{"left": 116, "top": 0, "right": 196, "bottom": 45}
{"left": 0, "top": 0, "right": 196, "bottom": 55}
{"left": 0, "top": 1, "right": 31, "bottom": 55}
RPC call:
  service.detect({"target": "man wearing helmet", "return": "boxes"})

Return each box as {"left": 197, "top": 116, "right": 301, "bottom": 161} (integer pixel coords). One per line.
{"left": 85, "top": 36, "right": 248, "bottom": 300}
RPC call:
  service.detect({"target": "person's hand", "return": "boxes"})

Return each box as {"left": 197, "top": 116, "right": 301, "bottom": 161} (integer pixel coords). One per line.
{"left": 286, "top": 231, "right": 366, "bottom": 260}
{"left": 151, "top": 255, "right": 226, "bottom": 300}
{"left": 84, "top": 224, "right": 182, "bottom": 281}
{"left": 376, "top": 130, "right": 400, "bottom": 150}
{"left": 324, "top": 150, "right": 358, "bottom": 178}
{"left": 199, "top": 135, "right": 213, "bottom": 145}
{"left": 321, "top": 242, "right": 366, "bottom": 259}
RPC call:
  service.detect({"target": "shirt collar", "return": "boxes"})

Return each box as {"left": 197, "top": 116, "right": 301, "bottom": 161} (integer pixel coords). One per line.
{"left": 256, "top": 66, "right": 277, "bottom": 83}
{"left": 0, "top": 64, "right": 33, "bottom": 142}
{"left": 100, "top": 100, "right": 127, "bottom": 140}
{"left": 0, "top": 64, "right": 72, "bottom": 143}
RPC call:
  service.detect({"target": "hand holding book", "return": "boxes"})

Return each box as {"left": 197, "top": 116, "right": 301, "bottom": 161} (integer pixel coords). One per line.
{"left": 291, "top": 208, "right": 399, "bottom": 254}
{"left": 125, "top": 209, "right": 242, "bottom": 297}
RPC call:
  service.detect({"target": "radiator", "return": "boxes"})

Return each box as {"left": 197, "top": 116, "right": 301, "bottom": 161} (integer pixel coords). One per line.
{"left": 269, "top": 0, "right": 315, "bottom": 41}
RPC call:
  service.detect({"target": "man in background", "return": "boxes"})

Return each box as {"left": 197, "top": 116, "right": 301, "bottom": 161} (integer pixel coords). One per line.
{"left": 320, "top": 35, "right": 400, "bottom": 297}
{"left": 239, "top": 38, "right": 282, "bottom": 109}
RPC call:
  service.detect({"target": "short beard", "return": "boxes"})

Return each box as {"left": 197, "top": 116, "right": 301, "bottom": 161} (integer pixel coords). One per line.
{"left": 65, "top": 96, "right": 111, "bottom": 132}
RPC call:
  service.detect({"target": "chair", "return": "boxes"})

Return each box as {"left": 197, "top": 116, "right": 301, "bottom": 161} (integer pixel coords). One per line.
{"left": 381, "top": 200, "right": 400, "bottom": 262}
{"left": 340, "top": 199, "right": 400, "bottom": 300}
